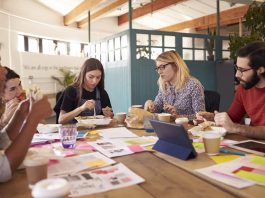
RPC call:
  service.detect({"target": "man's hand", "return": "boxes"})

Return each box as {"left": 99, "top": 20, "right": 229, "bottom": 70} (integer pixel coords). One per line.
{"left": 214, "top": 112, "right": 236, "bottom": 133}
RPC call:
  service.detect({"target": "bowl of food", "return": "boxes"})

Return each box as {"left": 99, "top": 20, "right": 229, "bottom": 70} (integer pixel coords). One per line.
{"left": 75, "top": 116, "right": 112, "bottom": 126}
{"left": 37, "top": 124, "right": 61, "bottom": 133}
{"left": 188, "top": 123, "right": 227, "bottom": 137}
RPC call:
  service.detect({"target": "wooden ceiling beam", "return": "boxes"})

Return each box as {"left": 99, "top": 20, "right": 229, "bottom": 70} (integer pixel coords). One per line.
{"left": 158, "top": 5, "right": 249, "bottom": 32}
{"left": 77, "top": 0, "right": 127, "bottom": 28}
{"left": 64, "top": 0, "right": 104, "bottom": 26}
{"left": 195, "top": 18, "right": 241, "bottom": 31}
{"left": 118, "top": 0, "right": 186, "bottom": 26}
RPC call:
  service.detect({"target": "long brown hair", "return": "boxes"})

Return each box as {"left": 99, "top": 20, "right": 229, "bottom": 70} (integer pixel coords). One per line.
{"left": 72, "top": 58, "right": 105, "bottom": 102}
{"left": 156, "top": 50, "right": 190, "bottom": 93}
{"left": 0, "top": 66, "right": 7, "bottom": 116}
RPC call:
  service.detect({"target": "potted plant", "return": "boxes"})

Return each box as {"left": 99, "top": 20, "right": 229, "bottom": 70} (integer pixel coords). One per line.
{"left": 229, "top": 1, "right": 265, "bottom": 62}
{"left": 205, "top": 28, "right": 216, "bottom": 61}
{"left": 51, "top": 68, "right": 76, "bottom": 89}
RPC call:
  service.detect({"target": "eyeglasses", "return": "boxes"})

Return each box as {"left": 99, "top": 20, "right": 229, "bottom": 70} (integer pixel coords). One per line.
{"left": 234, "top": 65, "right": 253, "bottom": 75}
{"left": 154, "top": 63, "right": 172, "bottom": 71}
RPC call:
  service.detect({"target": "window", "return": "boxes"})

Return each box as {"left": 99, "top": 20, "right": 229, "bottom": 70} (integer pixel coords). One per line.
{"left": 28, "top": 37, "right": 39, "bottom": 53}
{"left": 42, "top": 39, "right": 55, "bottom": 55}
{"left": 17, "top": 35, "right": 25, "bottom": 51}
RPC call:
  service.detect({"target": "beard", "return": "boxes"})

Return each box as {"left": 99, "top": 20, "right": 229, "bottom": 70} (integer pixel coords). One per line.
{"left": 237, "top": 71, "right": 260, "bottom": 89}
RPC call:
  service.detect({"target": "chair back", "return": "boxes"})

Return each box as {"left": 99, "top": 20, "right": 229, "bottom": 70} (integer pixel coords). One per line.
{"left": 53, "top": 90, "right": 65, "bottom": 124}
{"left": 204, "top": 90, "right": 220, "bottom": 112}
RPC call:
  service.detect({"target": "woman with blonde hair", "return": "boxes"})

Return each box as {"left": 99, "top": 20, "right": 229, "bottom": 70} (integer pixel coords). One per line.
{"left": 144, "top": 50, "right": 205, "bottom": 119}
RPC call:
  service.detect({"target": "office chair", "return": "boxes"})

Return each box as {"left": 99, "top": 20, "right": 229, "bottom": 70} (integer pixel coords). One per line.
{"left": 204, "top": 90, "right": 220, "bottom": 112}
{"left": 53, "top": 90, "right": 65, "bottom": 124}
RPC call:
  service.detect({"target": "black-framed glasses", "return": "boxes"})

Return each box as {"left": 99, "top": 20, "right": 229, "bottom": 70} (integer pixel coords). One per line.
{"left": 234, "top": 65, "right": 253, "bottom": 74}
{"left": 154, "top": 63, "right": 172, "bottom": 71}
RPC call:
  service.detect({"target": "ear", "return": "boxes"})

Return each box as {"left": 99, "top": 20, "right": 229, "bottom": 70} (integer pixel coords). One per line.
{"left": 257, "top": 66, "right": 265, "bottom": 75}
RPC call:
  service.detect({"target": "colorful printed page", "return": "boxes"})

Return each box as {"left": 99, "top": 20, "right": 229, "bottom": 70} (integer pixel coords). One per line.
{"left": 111, "top": 136, "right": 158, "bottom": 147}
{"left": 196, "top": 155, "right": 265, "bottom": 188}
{"left": 48, "top": 152, "right": 115, "bottom": 176}
{"left": 89, "top": 139, "right": 145, "bottom": 158}
{"left": 56, "top": 163, "right": 145, "bottom": 197}
{"left": 98, "top": 127, "right": 138, "bottom": 139}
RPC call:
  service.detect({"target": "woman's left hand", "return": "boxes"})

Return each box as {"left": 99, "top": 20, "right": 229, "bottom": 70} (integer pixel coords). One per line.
{"left": 102, "top": 106, "right": 114, "bottom": 118}
{"left": 163, "top": 104, "right": 177, "bottom": 114}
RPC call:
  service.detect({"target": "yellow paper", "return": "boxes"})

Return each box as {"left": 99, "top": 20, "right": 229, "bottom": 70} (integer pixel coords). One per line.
{"left": 125, "top": 139, "right": 154, "bottom": 145}
{"left": 192, "top": 142, "right": 204, "bottom": 149}
{"left": 210, "top": 155, "right": 240, "bottom": 164}
{"left": 89, "top": 130, "right": 99, "bottom": 135}
{"left": 86, "top": 159, "right": 106, "bottom": 167}
{"left": 235, "top": 170, "right": 265, "bottom": 185}
{"left": 251, "top": 156, "right": 265, "bottom": 166}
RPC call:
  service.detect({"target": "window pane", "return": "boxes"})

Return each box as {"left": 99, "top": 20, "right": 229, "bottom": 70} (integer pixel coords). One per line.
{"left": 109, "top": 51, "right": 114, "bottom": 62}
{"left": 183, "top": 49, "right": 193, "bottom": 60}
{"left": 136, "top": 47, "right": 149, "bottom": 59}
{"left": 222, "top": 40, "right": 229, "bottom": 50}
{"left": 108, "top": 39, "right": 114, "bottom": 51}
{"left": 151, "top": 35, "right": 162, "bottom": 47}
{"left": 96, "top": 43, "right": 101, "bottom": 60}
{"left": 115, "top": 49, "right": 120, "bottom": 61}
{"left": 182, "top": 37, "right": 193, "bottom": 48}
{"left": 136, "top": 34, "right": 149, "bottom": 46}
{"left": 121, "top": 35, "right": 127, "bottom": 47}
{"left": 28, "top": 37, "right": 39, "bottom": 53}
{"left": 195, "top": 50, "right": 204, "bottom": 60}
{"left": 151, "top": 47, "right": 162, "bottom": 60}
{"left": 115, "top": 37, "right": 120, "bottom": 49}
{"left": 58, "top": 42, "right": 67, "bottom": 55}
{"left": 121, "top": 47, "right": 128, "bottom": 60}
{"left": 43, "top": 39, "right": 55, "bottom": 55}
{"left": 164, "top": 48, "right": 175, "bottom": 52}
{"left": 18, "top": 35, "right": 24, "bottom": 51}
{"left": 194, "top": 38, "right": 204, "bottom": 49}
{"left": 164, "top": 36, "right": 175, "bottom": 47}
{"left": 70, "top": 43, "right": 81, "bottom": 56}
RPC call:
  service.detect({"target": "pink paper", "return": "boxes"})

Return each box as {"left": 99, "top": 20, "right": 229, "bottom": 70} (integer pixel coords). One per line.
{"left": 75, "top": 143, "right": 95, "bottom": 151}
{"left": 128, "top": 145, "right": 145, "bottom": 153}
{"left": 48, "top": 159, "right": 59, "bottom": 166}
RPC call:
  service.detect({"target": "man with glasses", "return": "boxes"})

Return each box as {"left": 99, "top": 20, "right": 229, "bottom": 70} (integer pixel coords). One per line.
{"left": 199, "top": 41, "right": 265, "bottom": 139}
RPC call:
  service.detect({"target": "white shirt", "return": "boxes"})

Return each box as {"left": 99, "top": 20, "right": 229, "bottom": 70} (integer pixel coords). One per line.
{"left": 0, "top": 130, "right": 12, "bottom": 182}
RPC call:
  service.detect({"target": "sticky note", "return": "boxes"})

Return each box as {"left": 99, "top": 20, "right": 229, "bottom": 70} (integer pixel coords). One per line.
{"left": 128, "top": 145, "right": 145, "bottom": 152}
{"left": 211, "top": 155, "right": 240, "bottom": 164}
{"left": 235, "top": 170, "right": 265, "bottom": 185}
{"left": 193, "top": 142, "right": 204, "bottom": 149}
{"left": 251, "top": 156, "right": 265, "bottom": 166}
{"left": 86, "top": 159, "right": 107, "bottom": 167}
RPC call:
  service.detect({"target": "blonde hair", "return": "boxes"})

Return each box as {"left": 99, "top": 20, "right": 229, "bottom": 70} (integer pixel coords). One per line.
{"left": 156, "top": 50, "right": 190, "bottom": 93}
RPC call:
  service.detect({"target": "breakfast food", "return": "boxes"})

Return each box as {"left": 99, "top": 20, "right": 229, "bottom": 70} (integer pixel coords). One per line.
{"left": 28, "top": 86, "right": 43, "bottom": 101}
{"left": 198, "top": 121, "right": 216, "bottom": 131}
{"left": 17, "top": 90, "right": 26, "bottom": 101}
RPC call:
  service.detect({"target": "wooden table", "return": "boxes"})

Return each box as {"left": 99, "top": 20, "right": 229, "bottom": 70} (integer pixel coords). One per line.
{"left": 0, "top": 126, "right": 263, "bottom": 198}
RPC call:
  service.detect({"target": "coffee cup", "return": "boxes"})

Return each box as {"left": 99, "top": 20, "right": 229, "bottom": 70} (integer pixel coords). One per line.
{"left": 202, "top": 132, "right": 221, "bottom": 156}
{"left": 131, "top": 105, "right": 143, "bottom": 109}
{"left": 116, "top": 112, "right": 126, "bottom": 125}
{"left": 23, "top": 156, "right": 49, "bottom": 189}
{"left": 157, "top": 113, "right": 171, "bottom": 123}
{"left": 175, "top": 117, "right": 189, "bottom": 129}
{"left": 59, "top": 124, "right": 78, "bottom": 149}
{"left": 244, "top": 117, "right": 251, "bottom": 125}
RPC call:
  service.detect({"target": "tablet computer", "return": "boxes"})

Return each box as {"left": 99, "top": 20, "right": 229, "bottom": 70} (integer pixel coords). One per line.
{"left": 150, "top": 120, "right": 197, "bottom": 160}
{"left": 228, "top": 140, "right": 265, "bottom": 156}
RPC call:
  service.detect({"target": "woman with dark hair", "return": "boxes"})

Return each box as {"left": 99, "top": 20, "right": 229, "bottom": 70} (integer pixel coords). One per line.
{"left": 0, "top": 65, "right": 52, "bottom": 182}
{"left": 0, "top": 67, "right": 25, "bottom": 127}
{"left": 58, "top": 58, "right": 113, "bottom": 124}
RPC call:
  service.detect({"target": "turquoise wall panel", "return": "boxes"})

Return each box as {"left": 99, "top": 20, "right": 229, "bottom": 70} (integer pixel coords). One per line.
{"left": 104, "top": 60, "right": 131, "bottom": 114}
{"left": 186, "top": 61, "right": 217, "bottom": 91}
{"left": 131, "top": 58, "right": 158, "bottom": 106}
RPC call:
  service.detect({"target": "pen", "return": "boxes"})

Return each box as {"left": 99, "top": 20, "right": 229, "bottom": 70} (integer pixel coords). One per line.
{"left": 219, "top": 148, "right": 246, "bottom": 156}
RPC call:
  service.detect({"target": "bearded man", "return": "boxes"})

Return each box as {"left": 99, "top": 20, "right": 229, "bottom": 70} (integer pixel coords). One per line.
{"left": 198, "top": 41, "right": 265, "bottom": 139}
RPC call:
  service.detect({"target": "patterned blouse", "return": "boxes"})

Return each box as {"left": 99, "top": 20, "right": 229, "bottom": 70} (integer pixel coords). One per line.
{"left": 154, "top": 77, "right": 205, "bottom": 119}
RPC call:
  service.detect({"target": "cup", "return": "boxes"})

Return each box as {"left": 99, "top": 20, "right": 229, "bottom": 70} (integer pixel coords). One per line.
{"left": 244, "top": 117, "right": 251, "bottom": 125}
{"left": 202, "top": 132, "right": 221, "bottom": 156}
{"left": 116, "top": 112, "right": 126, "bottom": 125}
{"left": 157, "top": 113, "right": 171, "bottom": 123}
{"left": 59, "top": 124, "right": 78, "bottom": 149}
{"left": 175, "top": 117, "right": 189, "bottom": 129}
{"left": 131, "top": 105, "right": 143, "bottom": 109}
{"left": 23, "top": 156, "right": 49, "bottom": 189}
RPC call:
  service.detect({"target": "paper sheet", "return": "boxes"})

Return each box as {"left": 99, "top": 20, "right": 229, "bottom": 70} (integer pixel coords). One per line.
{"left": 98, "top": 127, "right": 138, "bottom": 139}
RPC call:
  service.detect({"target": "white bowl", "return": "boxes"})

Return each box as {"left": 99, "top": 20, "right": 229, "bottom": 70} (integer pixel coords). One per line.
{"left": 76, "top": 118, "right": 112, "bottom": 126}
{"left": 189, "top": 126, "right": 227, "bottom": 137}
{"left": 32, "top": 178, "right": 70, "bottom": 198}
{"left": 37, "top": 124, "right": 61, "bottom": 133}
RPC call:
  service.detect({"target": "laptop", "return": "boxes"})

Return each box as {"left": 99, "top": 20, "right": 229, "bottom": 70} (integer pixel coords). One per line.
{"left": 150, "top": 120, "right": 197, "bottom": 160}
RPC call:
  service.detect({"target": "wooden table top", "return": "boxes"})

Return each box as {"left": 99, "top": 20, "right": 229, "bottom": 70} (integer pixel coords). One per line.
{"left": 0, "top": 125, "right": 264, "bottom": 198}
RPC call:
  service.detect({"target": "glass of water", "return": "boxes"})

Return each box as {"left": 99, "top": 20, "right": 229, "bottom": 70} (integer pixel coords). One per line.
{"left": 59, "top": 124, "right": 78, "bottom": 149}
